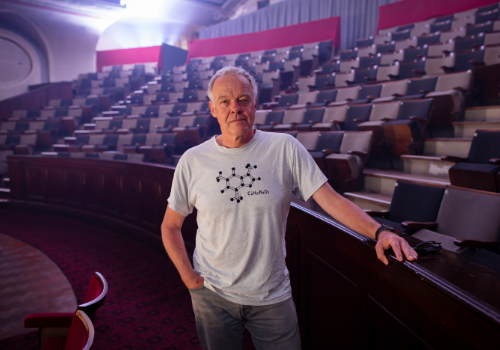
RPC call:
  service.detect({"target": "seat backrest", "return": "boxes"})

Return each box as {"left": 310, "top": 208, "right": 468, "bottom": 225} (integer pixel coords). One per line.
{"left": 316, "top": 90, "right": 337, "bottom": 104}
{"left": 357, "top": 84, "right": 382, "bottom": 99}
{"left": 359, "top": 56, "right": 381, "bottom": 69}
{"left": 297, "top": 131, "right": 320, "bottom": 151}
{"left": 358, "top": 45, "right": 377, "bottom": 57}
{"left": 131, "top": 106, "right": 147, "bottom": 116}
{"left": 265, "top": 111, "right": 285, "bottom": 125}
{"left": 425, "top": 55, "right": 455, "bottom": 75}
{"left": 454, "top": 48, "right": 485, "bottom": 72}
{"left": 394, "top": 37, "right": 418, "bottom": 51}
{"left": 397, "top": 99, "right": 433, "bottom": 120}
{"left": 398, "top": 60, "right": 425, "bottom": 79}
{"left": 315, "top": 130, "right": 345, "bottom": 152}
{"left": 427, "top": 41, "right": 455, "bottom": 57}
{"left": 436, "top": 186, "right": 500, "bottom": 241}
{"left": 467, "top": 130, "right": 500, "bottom": 163}
{"left": 375, "top": 64, "right": 399, "bottom": 82}
{"left": 466, "top": 21, "right": 494, "bottom": 36}
{"left": 64, "top": 310, "right": 94, "bottom": 350}
{"left": 475, "top": 8, "right": 499, "bottom": 24}
{"left": 20, "top": 134, "right": 37, "bottom": 146}
{"left": 95, "top": 119, "right": 110, "bottom": 130}
{"left": 340, "top": 131, "right": 373, "bottom": 153}
{"left": 116, "top": 134, "right": 133, "bottom": 152}
{"left": 323, "top": 62, "right": 340, "bottom": 74}
{"left": 484, "top": 31, "right": 500, "bottom": 46}
{"left": 131, "top": 134, "right": 147, "bottom": 145}
{"left": 149, "top": 118, "right": 168, "bottom": 132}
{"left": 391, "top": 29, "right": 411, "bottom": 41}
{"left": 434, "top": 70, "right": 472, "bottom": 91}
{"left": 177, "top": 116, "right": 196, "bottom": 127}
{"left": 279, "top": 94, "right": 299, "bottom": 107}
{"left": 356, "top": 37, "right": 374, "bottom": 47}
{"left": 343, "top": 104, "right": 373, "bottom": 131}
{"left": 254, "top": 110, "right": 269, "bottom": 125}
{"left": 339, "top": 58, "right": 359, "bottom": 73}
{"left": 417, "top": 32, "right": 441, "bottom": 47}
{"left": 376, "top": 43, "right": 396, "bottom": 54}
{"left": 340, "top": 49, "right": 358, "bottom": 60}
{"left": 335, "top": 86, "right": 359, "bottom": 102}
{"left": 297, "top": 76, "right": 316, "bottom": 92}
{"left": 484, "top": 45, "right": 500, "bottom": 65}
{"left": 379, "top": 79, "right": 408, "bottom": 98}
{"left": 159, "top": 104, "right": 175, "bottom": 115}
{"left": 103, "top": 135, "right": 118, "bottom": 145}
{"left": 389, "top": 180, "right": 445, "bottom": 223}
{"left": 430, "top": 20, "right": 452, "bottom": 33}
{"left": 283, "top": 57, "right": 300, "bottom": 72}
{"left": 322, "top": 105, "right": 349, "bottom": 123}
{"left": 160, "top": 133, "right": 177, "bottom": 145}
{"left": 334, "top": 71, "right": 355, "bottom": 88}
{"left": 379, "top": 50, "right": 404, "bottom": 65}
{"left": 282, "top": 108, "right": 306, "bottom": 124}
{"left": 262, "top": 70, "right": 280, "bottom": 84}
{"left": 1, "top": 121, "right": 16, "bottom": 130}
{"left": 121, "top": 119, "right": 138, "bottom": 129}
{"left": 146, "top": 133, "right": 162, "bottom": 145}
{"left": 406, "top": 76, "right": 437, "bottom": 96}
{"left": 297, "top": 91, "right": 318, "bottom": 105}
{"left": 368, "top": 101, "right": 400, "bottom": 122}
{"left": 186, "top": 102, "right": 203, "bottom": 113}
{"left": 40, "top": 109, "right": 56, "bottom": 119}
{"left": 79, "top": 272, "right": 107, "bottom": 321}
{"left": 454, "top": 34, "right": 485, "bottom": 51}
{"left": 303, "top": 108, "right": 325, "bottom": 124}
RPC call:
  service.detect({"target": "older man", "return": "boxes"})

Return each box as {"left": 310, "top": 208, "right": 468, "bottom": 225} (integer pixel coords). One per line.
{"left": 162, "top": 66, "right": 417, "bottom": 349}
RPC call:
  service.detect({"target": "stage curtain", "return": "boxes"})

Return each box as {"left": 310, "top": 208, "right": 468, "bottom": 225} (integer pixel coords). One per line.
{"left": 377, "top": 0, "right": 500, "bottom": 32}
{"left": 188, "top": 17, "right": 340, "bottom": 61}
{"left": 199, "top": 0, "right": 400, "bottom": 50}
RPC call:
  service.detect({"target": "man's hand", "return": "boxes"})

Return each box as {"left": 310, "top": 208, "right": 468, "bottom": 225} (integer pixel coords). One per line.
{"left": 185, "top": 275, "right": 205, "bottom": 290}
{"left": 376, "top": 231, "right": 418, "bottom": 265}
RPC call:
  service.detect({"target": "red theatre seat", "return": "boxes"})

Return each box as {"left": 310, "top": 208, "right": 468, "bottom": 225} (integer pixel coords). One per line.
{"left": 24, "top": 272, "right": 107, "bottom": 348}
{"left": 40, "top": 310, "right": 94, "bottom": 350}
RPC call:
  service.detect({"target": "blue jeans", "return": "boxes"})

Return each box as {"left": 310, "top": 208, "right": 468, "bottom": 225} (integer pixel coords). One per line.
{"left": 189, "top": 286, "right": 301, "bottom": 350}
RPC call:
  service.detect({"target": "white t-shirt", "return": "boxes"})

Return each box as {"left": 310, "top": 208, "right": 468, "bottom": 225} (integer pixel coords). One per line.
{"left": 168, "top": 130, "right": 327, "bottom": 305}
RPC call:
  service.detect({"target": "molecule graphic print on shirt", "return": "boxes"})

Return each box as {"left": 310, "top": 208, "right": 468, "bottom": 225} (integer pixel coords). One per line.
{"left": 216, "top": 164, "right": 261, "bottom": 203}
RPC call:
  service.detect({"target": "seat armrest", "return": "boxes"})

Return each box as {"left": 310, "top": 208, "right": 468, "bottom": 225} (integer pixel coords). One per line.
{"left": 380, "top": 117, "right": 395, "bottom": 122}
{"left": 364, "top": 210, "right": 389, "bottom": 217}
{"left": 308, "top": 85, "right": 317, "bottom": 91}
{"left": 441, "top": 155, "right": 468, "bottom": 162}
{"left": 353, "top": 119, "right": 366, "bottom": 123}
{"left": 412, "top": 70, "right": 426, "bottom": 77}
{"left": 453, "top": 86, "right": 468, "bottom": 93}
{"left": 309, "top": 120, "right": 318, "bottom": 125}
{"left": 489, "top": 158, "right": 500, "bottom": 165}
{"left": 401, "top": 221, "right": 438, "bottom": 230}
{"left": 419, "top": 90, "right": 430, "bottom": 94}
{"left": 409, "top": 116, "right": 429, "bottom": 126}
{"left": 388, "top": 74, "right": 400, "bottom": 80}
{"left": 469, "top": 60, "right": 485, "bottom": 67}
{"left": 345, "top": 80, "right": 356, "bottom": 85}
{"left": 441, "top": 65, "right": 455, "bottom": 74}
{"left": 322, "top": 149, "right": 340, "bottom": 155}
{"left": 391, "top": 93, "right": 402, "bottom": 98}
{"left": 454, "top": 239, "right": 498, "bottom": 249}
{"left": 347, "top": 150, "right": 369, "bottom": 162}
{"left": 24, "top": 313, "right": 74, "bottom": 328}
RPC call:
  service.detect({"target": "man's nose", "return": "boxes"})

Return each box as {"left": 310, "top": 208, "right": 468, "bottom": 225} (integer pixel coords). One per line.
{"left": 229, "top": 100, "right": 241, "bottom": 113}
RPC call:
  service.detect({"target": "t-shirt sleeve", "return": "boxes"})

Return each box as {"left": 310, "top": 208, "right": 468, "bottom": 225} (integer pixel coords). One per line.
{"left": 290, "top": 137, "right": 328, "bottom": 202}
{"left": 167, "top": 154, "right": 194, "bottom": 217}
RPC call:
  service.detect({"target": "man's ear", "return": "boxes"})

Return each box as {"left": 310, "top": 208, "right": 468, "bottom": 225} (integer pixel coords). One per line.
{"left": 209, "top": 101, "right": 216, "bottom": 118}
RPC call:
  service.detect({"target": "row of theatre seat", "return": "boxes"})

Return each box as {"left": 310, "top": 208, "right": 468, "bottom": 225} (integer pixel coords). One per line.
{"left": 368, "top": 180, "right": 500, "bottom": 265}
{"left": 23, "top": 272, "right": 107, "bottom": 349}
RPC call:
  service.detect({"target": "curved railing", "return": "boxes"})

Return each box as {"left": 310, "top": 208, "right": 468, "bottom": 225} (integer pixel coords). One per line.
{"left": 7, "top": 155, "right": 500, "bottom": 349}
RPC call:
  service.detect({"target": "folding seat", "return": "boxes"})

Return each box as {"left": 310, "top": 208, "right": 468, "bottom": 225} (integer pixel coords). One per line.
{"left": 133, "top": 119, "right": 152, "bottom": 134}
{"left": 383, "top": 98, "right": 434, "bottom": 155}
{"left": 477, "top": 3, "right": 500, "bottom": 14}
{"left": 417, "top": 33, "right": 441, "bottom": 47}
{"left": 131, "top": 106, "right": 148, "bottom": 117}
{"left": 391, "top": 30, "right": 411, "bottom": 42}
{"left": 427, "top": 41, "right": 455, "bottom": 57}
{"left": 254, "top": 110, "right": 270, "bottom": 128}
{"left": 311, "top": 105, "right": 348, "bottom": 131}
{"left": 296, "top": 131, "right": 321, "bottom": 151}
{"left": 184, "top": 101, "right": 210, "bottom": 114}
{"left": 293, "top": 108, "right": 326, "bottom": 131}
{"left": 476, "top": 9, "right": 500, "bottom": 24}
{"left": 295, "top": 91, "right": 318, "bottom": 107}
{"left": 374, "top": 34, "right": 389, "bottom": 45}
{"left": 443, "top": 130, "right": 500, "bottom": 193}
{"left": 394, "top": 37, "right": 418, "bottom": 51}
{"left": 83, "top": 135, "right": 118, "bottom": 153}
{"left": 341, "top": 104, "right": 373, "bottom": 131}
{"left": 333, "top": 70, "right": 355, "bottom": 88}
{"left": 11, "top": 110, "right": 28, "bottom": 120}
{"left": 339, "top": 49, "right": 357, "bottom": 61}
{"left": 430, "top": 20, "right": 452, "bottom": 33}
{"left": 426, "top": 70, "right": 472, "bottom": 124}
{"left": 485, "top": 31, "right": 500, "bottom": 45}
{"left": 331, "top": 86, "right": 360, "bottom": 105}
{"left": 356, "top": 37, "right": 374, "bottom": 47}
{"left": 0, "top": 121, "right": 17, "bottom": 135}
{"left": 0, "top": 134, "right": 20, "bottom": 151}
{"left": 373, "top": 63, "right": 399, "bottom": 82}
{"left": 321, "top": 62, "right": 340, "bottom": 75}
{"left": 445, "top": 47, "right": 485, "bottom": 73}
{"left": 296, "top": 76, "right": 316, "bottom": 92}
{"left": 359, "top": 55, "right": 381, "bottom": 68}
{"left": 306, "top": 90, "right": 338, "bottom": 108}
{"left": 324, "top": 131, "right": 374, "bottom": 192}
{"left": 255, "top": 110, "right": 284, "bottom": 131}
{"left": 309, "top": 131, "right": 345, "bottom": 175}
{"left": 357, "top": 101, "right": 401, "bottom": 155}
{"left": 258, "top": 70, "right": 280, "bottom": 103}
{"left": 466, "top": 21, "right": 494, "bottom": 36}
{"left": 423, "top": 55, "right": 455, "bottom": 75}
{"left": 398, "top": 24, "right": 415, "bottom": 32}
{"left": 379, "top": 50, "right": 404, "bottom": 65}
{"left": 366, "top": 180, "right": 445, "bottom": 233}
{"left": 397, "top": 59, "right": 426, "bottom": 79}
{"left": 440, "top": 27, "right": 467, "bottom": 42}
{"left": 25, "top": 272, "right": 106, "bottom": 348}
{"left": 409, "top": 186, "right": 500, "bottom": 254}
{"left": 120, "top": 134, "right": 148, "bottom": 153}
{"left": 272, "top": 94, "right": 299, "bottom": 109}
{"left": 171, "top": 116, "right": 207, "bottom": 150}
{"left": 372, "top": 80, "right": 410, "bottom": 103}
{"left": 484, "top": 45, "right": 500, "bottom": 65}
{"left": 313, "top": 75, "right": 335, "bottom": 90}
{"left": 434, "top": 15, "right": 454, "bottom": 23}
{"left": 339, "top": 58, "right": 360, "bottom": 73}
{"left": 26, "top": 110, "right": 41, "bottom": 119}
{"left": 138, "top": 133, "right": 177, "bottom": 163}
{"left": 410, "top": 24, "right": 431, "bottom": 38}
{"left": 454, "top": 34, "right": 485, "bottom": 51}
{"left": 376, "top": 43, "right": 396, "bottom": 55}
{"left": 403, "top": 76, "right": 438, "bottom": 98}
{"left": 318, "top": 40, "right": 333, "bottom": 65}
{"left": 357, "top": 45, "right": 377, "bottom": 57}
{"left": 144, "top": 106, "right": 159, "bottom": 118}
{"left": 272, "top": 108, "right": 306, "bottom": 131}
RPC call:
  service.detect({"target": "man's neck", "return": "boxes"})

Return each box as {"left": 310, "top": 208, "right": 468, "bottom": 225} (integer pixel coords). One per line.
{"left": 216, "top": 129, "right": 256, "bottom": 148}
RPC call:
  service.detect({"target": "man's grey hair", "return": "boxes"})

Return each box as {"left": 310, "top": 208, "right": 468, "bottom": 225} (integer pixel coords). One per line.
{"left": 207, "top": 66, "right": 258, "bottom": 103}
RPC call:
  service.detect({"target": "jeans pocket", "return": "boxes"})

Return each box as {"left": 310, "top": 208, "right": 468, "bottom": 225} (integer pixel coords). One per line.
{"left": 188, "top": 285, "right": 205, "bottom": 292}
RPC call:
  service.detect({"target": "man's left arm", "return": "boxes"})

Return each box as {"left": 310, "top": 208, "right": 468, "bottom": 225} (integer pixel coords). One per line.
{"left": 312, "top": 182, "right": 418, "bottom": 265}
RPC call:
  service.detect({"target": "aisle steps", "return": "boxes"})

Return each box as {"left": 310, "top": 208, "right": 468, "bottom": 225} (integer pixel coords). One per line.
{"left": 401, "top": 155, "right": 455, "bottom": 179}
{"left": 453, "top": 121, "right": 500, "bottom": 138}
{"left": 423, "top": 138, "right": 471, "bottom": 157}
{"left": 343, "top": 191, "right": 391, "bottom": 211}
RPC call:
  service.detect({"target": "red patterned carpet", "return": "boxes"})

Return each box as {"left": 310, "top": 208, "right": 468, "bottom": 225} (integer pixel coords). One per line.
{"left": 0, "top": 207, "right": 255, "bottom": 350}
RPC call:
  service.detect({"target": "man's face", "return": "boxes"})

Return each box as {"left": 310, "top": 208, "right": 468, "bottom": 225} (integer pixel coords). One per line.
{"left": 209, "top": 74, "right": 256, "bottom": 140}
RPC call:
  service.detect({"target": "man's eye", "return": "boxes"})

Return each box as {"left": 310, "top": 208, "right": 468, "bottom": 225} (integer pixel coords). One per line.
{"left": 239, "top": 99, "right": 249, "bottom": 105}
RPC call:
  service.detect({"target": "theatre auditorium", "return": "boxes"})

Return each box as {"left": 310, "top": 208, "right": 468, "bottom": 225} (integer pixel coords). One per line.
{"left": 1, "top": 0, "right": 500, "bottom": 349}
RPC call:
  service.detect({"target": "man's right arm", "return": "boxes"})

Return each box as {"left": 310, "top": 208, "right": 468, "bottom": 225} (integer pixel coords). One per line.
{"left": 161, "top": 204, "right": 204, "bottom": 289}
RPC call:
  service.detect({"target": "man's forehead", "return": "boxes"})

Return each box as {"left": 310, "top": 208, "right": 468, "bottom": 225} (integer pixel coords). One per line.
{"left": 213, "top": 74, "right": 253, "bottom": 96}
